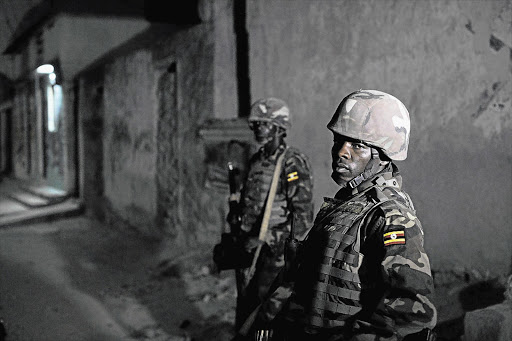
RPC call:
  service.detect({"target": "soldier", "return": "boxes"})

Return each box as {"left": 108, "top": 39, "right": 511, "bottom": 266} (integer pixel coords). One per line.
{"left": 241, "top": 90, "right": 437, "bottom": 341}
{"left": 230, "top": 97, "right": 314, "bottom": 332}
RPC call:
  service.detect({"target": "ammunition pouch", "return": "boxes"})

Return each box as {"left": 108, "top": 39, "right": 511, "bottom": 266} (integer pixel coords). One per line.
{"left": 213, "top": 233, "right": 253, "bottom": 271}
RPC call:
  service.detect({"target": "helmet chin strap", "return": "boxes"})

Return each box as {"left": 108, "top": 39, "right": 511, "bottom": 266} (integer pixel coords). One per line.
{"left": 348, "top": 148, "right": 387, "bottom": 189}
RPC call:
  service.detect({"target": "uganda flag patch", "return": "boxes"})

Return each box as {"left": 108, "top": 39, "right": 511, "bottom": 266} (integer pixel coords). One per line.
{"left": 287, "top": 171, "right": 299, "bottom": 182}
{"left": 383, "top": 230, "right": 405, "bottom": 246}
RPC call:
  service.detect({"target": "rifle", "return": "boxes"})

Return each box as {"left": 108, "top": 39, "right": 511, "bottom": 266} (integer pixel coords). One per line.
{"left": 227, "top": 162, "right": 241, "bottom": 234}
{"left": 213, "top": 162, "right": 252, "bottom": 272}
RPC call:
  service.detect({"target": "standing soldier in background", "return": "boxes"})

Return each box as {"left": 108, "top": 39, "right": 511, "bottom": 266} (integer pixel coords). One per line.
{"left": 240, "top": 90, "right": 436, "bottom": 341}
{"left": 222, "top": 97, "right": 314, "bottom": 332}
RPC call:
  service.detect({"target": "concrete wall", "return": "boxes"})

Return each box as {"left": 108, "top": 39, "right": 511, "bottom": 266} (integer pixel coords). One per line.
{"left": 59, "top": 15, "right": 150, "bottom": 79}
{"left": 151, "top": 23, "right": 221, "bottom": 247}
{"left": 66, "top": 2, "right": 243, "bottom": 265}
{"left": 247, "top": 0, "right": 511, "bottom": 275}
{"left": 102, "top": 50, "right": 158, "bottom": 236}
{"left": 93, "top": 1, "right": 237, "bottom": 247}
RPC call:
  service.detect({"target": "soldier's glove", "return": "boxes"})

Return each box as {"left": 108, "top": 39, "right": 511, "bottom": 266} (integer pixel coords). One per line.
{"left": 227, "top": 209, "right": 241, "bottom": 227}
{"left": 213, "top": 233, "right": 253, "bottom": 270}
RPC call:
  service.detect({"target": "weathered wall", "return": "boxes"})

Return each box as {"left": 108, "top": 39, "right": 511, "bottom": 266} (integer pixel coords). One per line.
{"left": 247, "top": 0, "right": 511, "bottom": 274}
{"left": 102, "top": 50, "right": 158, "bottom": 236}
{"left": 76, "top": 0, "right": 242, "bottom": 256}
{"left": 152, "top": 23, "right": 220, "bottom": 247}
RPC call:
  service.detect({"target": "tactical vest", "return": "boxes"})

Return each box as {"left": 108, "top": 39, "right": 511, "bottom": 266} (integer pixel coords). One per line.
{"left": 288, "top": 179, "right": 396, "bottom": 329}
{"left": 241, "top": 146, "right": 289, "bottom": 232}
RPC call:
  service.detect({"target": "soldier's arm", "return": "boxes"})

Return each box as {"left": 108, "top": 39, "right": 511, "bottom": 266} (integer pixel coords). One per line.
{"left": 284, "top": 152, "right": 314, "bottom": 239}
{"left": 353, "top": 208, "right": 437, "bottom": 340}
{"left": 382, "top": 213, "right": 437, "bottom": 336}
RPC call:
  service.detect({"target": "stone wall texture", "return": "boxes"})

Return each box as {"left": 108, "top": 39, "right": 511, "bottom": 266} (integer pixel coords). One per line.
{"left": 102, "top": 50, "right": 158, "bottom": 236}
{"left": 246, "top": 0, "right": 511, "bottom": 275}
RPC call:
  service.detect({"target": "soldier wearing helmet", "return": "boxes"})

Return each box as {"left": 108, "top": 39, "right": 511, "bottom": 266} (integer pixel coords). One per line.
{"left": 236, "top": 90, "right": 436, "bottom": 341}
{"left": 225, "top": 97, "right": 314, "bottom": 332}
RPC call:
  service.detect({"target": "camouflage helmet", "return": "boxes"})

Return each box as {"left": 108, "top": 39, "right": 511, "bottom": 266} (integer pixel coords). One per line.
{"left": 327, "top": 89, "right": 410, "bottom": 161}
{"left": 249, "top": 97, "right": 291, "bottom": 130}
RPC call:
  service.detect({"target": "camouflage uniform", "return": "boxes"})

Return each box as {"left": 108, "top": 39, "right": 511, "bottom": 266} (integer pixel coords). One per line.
{"left": 251, "top": 91, "right": 436, "bottom": 340}
{"left": 257, "top": 164, "right": 436, "bottom": 340}
{"left": 236, "top": 142, "right": 314, "bottom": 330}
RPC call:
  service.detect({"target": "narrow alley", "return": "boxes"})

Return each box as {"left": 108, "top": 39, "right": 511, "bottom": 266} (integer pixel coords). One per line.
{"left": 0, "top": 1, "right": 511, "bottom": 340}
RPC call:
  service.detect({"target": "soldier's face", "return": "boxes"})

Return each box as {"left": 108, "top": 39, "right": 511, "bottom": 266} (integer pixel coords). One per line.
{"left": 331, "top": 135, "right": 372, "bottom": 186}
{"left": 250, "top": 121, "right": 278, "bottom": 144}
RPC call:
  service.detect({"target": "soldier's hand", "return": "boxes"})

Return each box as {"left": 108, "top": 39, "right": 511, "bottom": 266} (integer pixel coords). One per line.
{"left": 244, "top": 237, "right": 264, "bottom": 252}
{"left": 227, "top": 210, "right": 241, "bottom": 226}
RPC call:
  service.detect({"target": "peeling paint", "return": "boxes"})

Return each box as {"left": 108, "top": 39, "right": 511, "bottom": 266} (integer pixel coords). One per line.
{"left": 465, "top": 20, "right": 475, "bottom": 34}
{"left": 472, "top": 80, "right": 511, "bottom": 138}
{"left": 490, "top": 34, "right": 505, "bottom": 51}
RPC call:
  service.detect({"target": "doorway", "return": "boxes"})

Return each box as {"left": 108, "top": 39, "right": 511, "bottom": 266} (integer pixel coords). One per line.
{"left": 0, "top": 106, "right": 12, "bottom": 176}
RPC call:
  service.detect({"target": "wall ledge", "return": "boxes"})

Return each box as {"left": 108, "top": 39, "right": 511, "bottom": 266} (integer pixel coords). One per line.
{"left": 198, "top": 118, "right": 254, "bottom": 143}
{"left": 0, "top": 100, "right": 13, "bottom": 112}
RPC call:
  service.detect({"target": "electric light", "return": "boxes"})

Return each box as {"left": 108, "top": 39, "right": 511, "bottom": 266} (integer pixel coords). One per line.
{"left": 36, "top": 64, "right": 54, "bottom": 74}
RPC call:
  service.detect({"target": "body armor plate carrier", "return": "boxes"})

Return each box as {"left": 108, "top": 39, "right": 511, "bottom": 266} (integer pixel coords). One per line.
{"left": 288, "top": 180, "right": 394, "bottom": 329}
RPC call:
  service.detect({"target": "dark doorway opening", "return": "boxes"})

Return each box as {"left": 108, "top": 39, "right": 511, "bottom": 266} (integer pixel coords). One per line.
{"left": 0, "top": 107, "right": 12, "bottom": 177}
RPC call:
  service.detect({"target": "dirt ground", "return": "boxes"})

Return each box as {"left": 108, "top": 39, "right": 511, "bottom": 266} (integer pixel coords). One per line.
{"left": 0, "top": 216, "right": 237, "bottom": 341}
{"left": 1, "top": 215, "right": 510, "bottom": 341}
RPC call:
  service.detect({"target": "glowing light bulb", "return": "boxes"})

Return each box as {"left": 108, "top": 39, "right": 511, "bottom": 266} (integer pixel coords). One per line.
{"left": 36, "top": 64, "right": 54, "bottom": 74}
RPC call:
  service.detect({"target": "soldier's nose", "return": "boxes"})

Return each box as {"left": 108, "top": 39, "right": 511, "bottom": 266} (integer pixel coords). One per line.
{"left": 338, "top": 142, "right": 351, "bottom": 159}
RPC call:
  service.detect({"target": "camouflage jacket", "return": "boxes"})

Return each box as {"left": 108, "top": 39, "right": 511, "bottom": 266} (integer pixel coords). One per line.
{"left": 238, "top": 143, "right": 314, "bottom": 300}
{"left": 256, "top": 164, "right": 436, "bottom": 341}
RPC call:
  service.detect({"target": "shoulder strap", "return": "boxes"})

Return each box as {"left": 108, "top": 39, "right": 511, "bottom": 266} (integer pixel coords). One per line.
{"left": 353, "top": 199, "right": 392, "bottom": 252}
{"left": 246, "top": 147, "right": 288, "bottom": 283}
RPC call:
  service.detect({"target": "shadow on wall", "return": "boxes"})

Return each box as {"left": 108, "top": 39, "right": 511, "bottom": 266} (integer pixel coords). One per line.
{"left": 0, "top": 73, "right": 13, "bottom": 102}
{"left": 434, "top": 272, "right": 508, "bottom": 341}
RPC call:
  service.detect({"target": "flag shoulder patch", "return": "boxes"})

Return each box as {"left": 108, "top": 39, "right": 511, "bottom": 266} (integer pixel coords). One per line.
{"left": 287, "top": 171, "right": 299, "bottom": 182}
{"left": 383, "top": 230, "right": 405, "bottom": 246}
